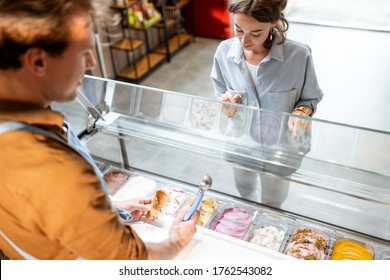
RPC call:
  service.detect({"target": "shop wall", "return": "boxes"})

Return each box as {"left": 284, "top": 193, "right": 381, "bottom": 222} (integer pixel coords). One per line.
{"left": 186, "top": 0, "right": 231, "bottom": 39}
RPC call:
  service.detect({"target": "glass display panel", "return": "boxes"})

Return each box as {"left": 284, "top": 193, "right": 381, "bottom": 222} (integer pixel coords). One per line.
{"left": 54, "top": 75, "right": 390, "bottom": 241}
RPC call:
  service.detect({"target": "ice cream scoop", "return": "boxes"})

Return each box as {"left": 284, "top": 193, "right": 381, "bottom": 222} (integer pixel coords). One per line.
{"left": 183, "top": 174, "right": 212, "bottom": 221}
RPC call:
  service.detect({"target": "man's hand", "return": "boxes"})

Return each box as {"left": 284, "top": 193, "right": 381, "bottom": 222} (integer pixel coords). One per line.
{"left": 112, "top": 198, "right": 151, "bottom": 222}
{"left": 168, "top": 205, "right": 200, "bottom": 251}
{"left": 145, "top": 205, "right": 200, "bottom": 260}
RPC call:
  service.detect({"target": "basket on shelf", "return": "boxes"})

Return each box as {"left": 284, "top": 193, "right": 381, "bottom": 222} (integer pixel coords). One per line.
{"left": 128, "top": 0, "right": 161, "bottom": 29}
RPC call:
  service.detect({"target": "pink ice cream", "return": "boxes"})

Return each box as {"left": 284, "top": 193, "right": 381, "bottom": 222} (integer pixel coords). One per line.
{"left": 159, "top": 187, "right": 186, "bottom": 216}
{"left": 211, "top": 207, "right": 253, "bottom": 239}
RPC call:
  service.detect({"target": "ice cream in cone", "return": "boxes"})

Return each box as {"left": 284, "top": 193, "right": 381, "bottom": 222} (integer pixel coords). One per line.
{"left": 144, "top": 189, "right": 169, "bottom": 222}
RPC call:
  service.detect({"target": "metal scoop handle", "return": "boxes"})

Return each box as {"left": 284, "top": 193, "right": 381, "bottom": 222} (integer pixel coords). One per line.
{"left": 183, "top": 192, "right": 204, "bottom": 221}
{"left": 183, "top": 174, "right": 212, "bottom": 221}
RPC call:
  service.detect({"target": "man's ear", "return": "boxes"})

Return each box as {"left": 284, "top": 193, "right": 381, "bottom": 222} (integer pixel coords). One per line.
{"left": 21, "top": 48, "right": 48, "bottom": 77}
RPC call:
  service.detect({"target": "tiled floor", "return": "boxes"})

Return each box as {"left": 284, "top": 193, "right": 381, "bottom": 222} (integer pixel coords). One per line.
{"left": 140, "top": 37, "right": 218, "bottom": 98}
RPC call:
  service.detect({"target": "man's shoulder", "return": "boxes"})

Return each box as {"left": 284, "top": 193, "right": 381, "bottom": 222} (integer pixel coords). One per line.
{"left": 1, "top": 129, "right": 92, "bottom": 173}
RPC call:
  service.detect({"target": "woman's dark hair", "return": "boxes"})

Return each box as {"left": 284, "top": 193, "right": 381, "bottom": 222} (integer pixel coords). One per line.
{"left": 0, "top": 0, "right": 93, "bottom": 70}
{"left": 228, "top": 0, "right": 289, "bottom": 49}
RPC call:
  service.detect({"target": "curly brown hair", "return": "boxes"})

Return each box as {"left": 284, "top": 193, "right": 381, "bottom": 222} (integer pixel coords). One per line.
{"left": 0, "top": 0, "right": 93, "bottom": 70}
{"left": 228, "top": 0, "right": 289, "bottom": 49}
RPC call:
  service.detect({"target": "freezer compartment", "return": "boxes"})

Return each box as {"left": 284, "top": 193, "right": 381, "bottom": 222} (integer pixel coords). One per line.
{"left": 208, "top": 203, "right": 255, "bottom": 240}
{"left": 282, "top": 224, "right": 333, "bottom": 260}
{"left": 157, "top": 185, "right": 194, "bottom": 217}
{"left": 244, "top": 211, "right": 291, "bottom": 252}
{"left": 181, "top": 195, "right": 220, "bottom": 228}
{"left": 95, "top": 164, "right": 390, "bottom": 260}
{"left": 330, "top": 236, "right": 374, "bottom": 260}
{"left": 109, "top": 170, "right": 158, "bottom": 200}
{"left": 103, "top": 167, "right": 132, "bottom": 196}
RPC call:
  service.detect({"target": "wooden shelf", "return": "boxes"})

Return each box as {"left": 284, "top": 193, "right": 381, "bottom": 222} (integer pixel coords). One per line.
{"left": 108, "top": 0, "right": 193, "bottom": 83}
{"left": 112, "top": 38, "right": 144, "bottom": 51}
{"left": 154, "top": 33, "right": 192, "bottom": 54}
{"left": 155, "top": 18, "right": 176, "bottom": 28}
{"left": 166, "top": 0, "right": 190, "bottom": 11}
{"left": 117, "top": 52, "right": 166, "bottom": 80}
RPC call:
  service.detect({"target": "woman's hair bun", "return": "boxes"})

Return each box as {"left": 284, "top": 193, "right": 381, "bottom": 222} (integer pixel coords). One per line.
{"left": 273, "top": 0, "right": 287, "bottom": 11}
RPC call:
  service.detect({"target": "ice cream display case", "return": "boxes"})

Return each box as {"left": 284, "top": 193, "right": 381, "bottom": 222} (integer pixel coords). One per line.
{"left": 53, "top": 75, "right": 390, "bottom": 260}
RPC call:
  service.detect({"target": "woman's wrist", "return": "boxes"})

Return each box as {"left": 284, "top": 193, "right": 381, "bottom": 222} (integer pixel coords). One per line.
{"left": 293, "top": 105, "right": 312, "bottom": 116}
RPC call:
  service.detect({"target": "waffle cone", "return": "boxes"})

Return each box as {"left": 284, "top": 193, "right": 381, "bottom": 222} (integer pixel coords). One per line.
{"left": 144, "top": 189, "right": 169, "bottom": 222}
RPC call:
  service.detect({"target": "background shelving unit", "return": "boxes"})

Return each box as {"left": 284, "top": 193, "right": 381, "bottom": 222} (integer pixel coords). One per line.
{"left": 154, "top": 0, "right": 193, "bottom": 60}
{"left": 106, "top": 0, "right": 194, "bottom": 83}
{"left": 108, "top": 0, "right": 169, "bottom": 83}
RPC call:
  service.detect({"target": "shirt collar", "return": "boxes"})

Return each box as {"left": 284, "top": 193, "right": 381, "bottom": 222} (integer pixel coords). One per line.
{"left": 227, "top": 33, "right": 285, "bottom": 63}
{"left": 0, "top": 100, "right": 64, "bottom": 132}
{"left": 269, "top": 33, "right": 284, "bottom": 62}
{"left": 227, "top": 38, "right": 244, "bottom": 64}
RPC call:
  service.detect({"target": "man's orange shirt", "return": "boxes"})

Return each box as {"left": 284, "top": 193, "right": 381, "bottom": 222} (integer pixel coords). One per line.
{"left": 0, "top": 100, "right": 147, "bottom": 259}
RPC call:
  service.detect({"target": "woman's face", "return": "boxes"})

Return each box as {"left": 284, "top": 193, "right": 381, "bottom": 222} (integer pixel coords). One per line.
{"left": 233, "top": 13, "right": 274, "bottom": 51}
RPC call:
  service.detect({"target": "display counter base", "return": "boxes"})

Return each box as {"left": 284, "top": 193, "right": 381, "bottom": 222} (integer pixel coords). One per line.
{"left": 131, "top": 216, "right": 294, "bottom": 260}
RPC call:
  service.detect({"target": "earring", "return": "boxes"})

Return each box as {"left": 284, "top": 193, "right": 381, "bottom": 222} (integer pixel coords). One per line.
{"left": 270, "top": 28, "right": 274, "bottom": 41}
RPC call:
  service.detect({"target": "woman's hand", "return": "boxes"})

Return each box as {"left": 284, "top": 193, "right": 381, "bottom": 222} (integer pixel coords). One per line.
{"left": 219, "top": 91, "right": 242, "bottom": 117}
{"left": 112, "top": 198, "right": 151, "bottom": 222}
{"left": 288, "top": 107, "right": 312, "bottom": 137}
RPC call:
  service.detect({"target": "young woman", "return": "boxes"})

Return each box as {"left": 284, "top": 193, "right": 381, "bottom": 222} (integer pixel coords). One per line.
{"left": 211, "top": 0, "right": 323, "bottom": 207}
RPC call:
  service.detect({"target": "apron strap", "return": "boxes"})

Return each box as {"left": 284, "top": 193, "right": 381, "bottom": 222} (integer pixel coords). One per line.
{"left": 0, "top": 121, "right": 132, "bottom": 223}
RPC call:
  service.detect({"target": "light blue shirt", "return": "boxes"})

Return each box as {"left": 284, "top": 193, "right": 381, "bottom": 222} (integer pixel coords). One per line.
{"left": 211, "top": 34, "right": 323, "bottom": 113}
{"left": 211, "top": 34, "right": 323, "bottom": 162}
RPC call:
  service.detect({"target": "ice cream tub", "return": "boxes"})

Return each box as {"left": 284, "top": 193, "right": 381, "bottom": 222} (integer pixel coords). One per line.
{"left": 161, "top": 94, "right": 190, "bottom": 126}
{"left": 379, "top": 250, "right": 390, "bottom": 260}
{"left": 208, "top": 203, "right": 255, "bottom": 240}
{"left": 103, "top": 167, "right": 132, "bottom": 196}
{"left": 158, "top": 185, "right": 193, "bottom": 217}
{"left": 283, "top": 225, "right": 331, "bottom": 260}
{"left": 330, "top": 236, "right": 374, "bottom": 260}
{"left": 183, "top": 195, "right": 220, "bottom": 227}
{"left": 189, "top": 99, "right": 218, "bottom": 132}
{"left": 244, "top": 212, "right": 290, "bottom": 252}
{"left": 110, "top": 172, "right": 158, "bottom": 200}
